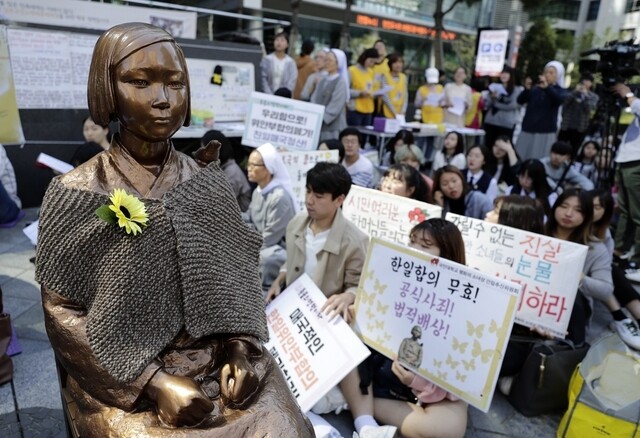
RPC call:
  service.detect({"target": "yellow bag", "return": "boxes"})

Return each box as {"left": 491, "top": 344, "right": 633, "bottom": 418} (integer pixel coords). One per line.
{"left": 557, "top": 333, "right": 640, "bottom": 438}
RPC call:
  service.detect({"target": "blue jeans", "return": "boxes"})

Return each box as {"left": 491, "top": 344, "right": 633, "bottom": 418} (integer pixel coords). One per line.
{"left": 0, "top": 182, "right": 19, "bottom": 224}
{"left": 347, "top": 110, "right": 373, "bottom": 127}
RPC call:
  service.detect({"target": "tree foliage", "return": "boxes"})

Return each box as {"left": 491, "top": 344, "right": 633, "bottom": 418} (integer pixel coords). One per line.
{"left": 516, "top": 18, "right": 557, "bottom": 80}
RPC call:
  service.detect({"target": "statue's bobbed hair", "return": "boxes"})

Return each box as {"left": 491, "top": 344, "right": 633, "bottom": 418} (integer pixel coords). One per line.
{"left": 88, "top": 22, "right": 191, "bottom": 128}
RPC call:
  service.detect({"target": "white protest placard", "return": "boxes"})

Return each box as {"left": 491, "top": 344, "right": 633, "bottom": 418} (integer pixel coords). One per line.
{"left": 265, "top": 274, "right": 370, "bottom": 413}
{"left": 242, "top": 92, "right": 324, "bottom": 151}
{"left": 343, "top": 186, "right": 442, "bottom": 245}
{"left": 445, "top": 213, "right": 588, "bottom": 338}
{"left": 475, "top": 29, "right": 510, "bottom": 77}
{"left": 280, "top": 149, "right": 339, "bottom": 211}
{"left": 354, "top": 238, "right": 521, "bottom": 412}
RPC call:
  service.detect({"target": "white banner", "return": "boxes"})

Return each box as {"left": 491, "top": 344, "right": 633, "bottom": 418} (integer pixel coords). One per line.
{"left": 280, "top": 149, "right": 340, "bottom": 212}
{"left": 0, "top": 0, "right": 197, "bottom": 38}
{"left": 445, "top": 213, "right": 588, "bottom": 338}
{"left": 242, "top": 92, "right": 324, "bottom": 151}
{"left": 475, "top": 29, "right": 509, "bottom": 77}
{"left": 265, "top": 274, "right": 370, "bottom": 413}
{"left": 185, "top": 58, "right": 255, "bottom": 124}
{"left": 354, "top": 238, "right": 521, "bottom": 412}
{"left": 343, "top": 186, "right": 442, "bottom": 245}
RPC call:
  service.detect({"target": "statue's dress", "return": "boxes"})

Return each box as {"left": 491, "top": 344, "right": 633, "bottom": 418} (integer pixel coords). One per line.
{"left": 36, "top": 139, "right": 313, "bottom": 437}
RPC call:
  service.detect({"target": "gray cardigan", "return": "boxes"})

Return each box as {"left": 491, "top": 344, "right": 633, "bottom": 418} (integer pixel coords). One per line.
{"left": 483, "top": 86, "right": 523, "bottom": 129}
{"left": 260, "top": 53, "right": 298, "bottom": 94}
{"left": 581, "top": 240, "right": 614, "bottom": 307}
{"left": 311, "top": 75, "right": 348, "bottom": 141}
{"left": 243, "top": 186, "right": 296, "bottom": 249}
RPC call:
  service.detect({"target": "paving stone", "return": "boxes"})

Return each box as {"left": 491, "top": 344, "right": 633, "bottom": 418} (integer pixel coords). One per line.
{"left": 2, "top": 274, "right": 41, "bottom": 301}
{"left": 0, "top": 383, "right": 15, "bottom": 416}
{"left": 11, "top": 339, "right": 61, "bottom": 411}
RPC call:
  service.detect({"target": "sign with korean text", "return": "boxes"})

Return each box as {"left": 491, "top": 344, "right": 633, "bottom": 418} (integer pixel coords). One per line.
{"left": 1, "top": 0, "right": 197, "bottom": 38}
{"left": 242, "top": 92, "right": 324, "bottom": 151}
{"left": 354, "top": 238, "right": 521, "bottom": 412}
{"left": 280, "top": 150, "right": 340, "bottom": 212}
{"left": 343, "top": 186, "right": 442, "bottom": 245}
{"left": 475, "top": 29, "right": 509, "bottom": 77}
{"left": 265, "top": 274, "right": 370, "bottom": 412}
{"left": 445, "top": 213, "right": 588, "bottom": 338}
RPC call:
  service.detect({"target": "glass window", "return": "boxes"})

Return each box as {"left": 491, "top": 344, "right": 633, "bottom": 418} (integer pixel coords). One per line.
{"left": 626, "top": 0, "right": 640, "bottom": 13}
{"left": 587, "top": 0, "right": 600, "bottom": 21}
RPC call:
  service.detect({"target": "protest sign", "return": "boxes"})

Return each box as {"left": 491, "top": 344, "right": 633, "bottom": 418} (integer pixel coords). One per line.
{"left": 242, "top": 92, "right": 324, "bottom": 151}
{"left": 475, "top": 29, "right": 509, "bottom": 77}
{"left": 445, "top": 213, "right": 588, "bottom": 338}
{"left": 280, "top": 149, "right": 339, "bottom": 211}
{"left": 265, "top": 274, "right": 370, "bottom": 413}
{"left": 354, "top": 238, "right": 521, "bottom": 412}
{"left": 343, "top": 186, "right": 442, "bottom": 245}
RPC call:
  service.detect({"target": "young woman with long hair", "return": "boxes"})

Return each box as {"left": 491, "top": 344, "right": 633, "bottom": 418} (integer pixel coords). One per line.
{"left": 432, "top": 165, "right": 493, "bottom": 220}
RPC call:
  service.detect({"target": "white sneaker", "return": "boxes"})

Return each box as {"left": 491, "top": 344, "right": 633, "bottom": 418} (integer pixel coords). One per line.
{"left": 625, "top": 269, "right": 640, "bottom": 283}
{"left": 498, "top": 376, "right": 514, "bottom": 396}
{"left": 354, "top": 425, "right": 397, "bottom": 438}
{"left": 611, "top": 318, "right": 640, "bottom": 350}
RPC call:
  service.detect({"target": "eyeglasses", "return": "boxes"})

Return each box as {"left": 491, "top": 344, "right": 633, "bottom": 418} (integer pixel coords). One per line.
{"left": 247, "top": 162, "right": 265, "bottom": 168}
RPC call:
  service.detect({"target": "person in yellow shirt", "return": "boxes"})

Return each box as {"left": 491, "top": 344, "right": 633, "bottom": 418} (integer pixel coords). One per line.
{"left": 347, "top": 48, "right": 379, "bottom": 126}
{"left": 380, "top": 53, "right": 407, "bottom": 120}
{"left": 414, "top": 68, "right": 445, "bottom": 124}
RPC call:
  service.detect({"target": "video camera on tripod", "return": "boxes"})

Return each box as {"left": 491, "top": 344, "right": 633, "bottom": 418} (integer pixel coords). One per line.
{"left": 581, "top": 39, "right": 640, "bottom": 86}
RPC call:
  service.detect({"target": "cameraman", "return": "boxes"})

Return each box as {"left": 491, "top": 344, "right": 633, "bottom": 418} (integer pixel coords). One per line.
{"left": 559, "top": 74, "right": 599, "bottom": 155}
{"left": 613, "top": 83, "right": 640, "bottom": 279}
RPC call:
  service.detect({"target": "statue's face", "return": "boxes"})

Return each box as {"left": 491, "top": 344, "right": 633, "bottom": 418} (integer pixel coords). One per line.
{"left": 113, "top": 41, "right": 187, "bottom": 141}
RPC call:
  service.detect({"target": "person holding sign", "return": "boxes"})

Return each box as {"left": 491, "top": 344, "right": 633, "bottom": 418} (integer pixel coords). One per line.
{"left": 358, "top": 219, "right": 468, "bottom": 438}
{"left": 266, "top": 163, "right": 397, "bottom": 438}
{"left": 442, "top": 67, "right": 472, "bottom": 128}
{"left": 482, "top": 65, "right": 522, "bottom": 147}
{"left": 380, "top": 53, "right": 408, "bottom": 120}
{"left": 432, "top": 165, "right": 493, "bottom": 220}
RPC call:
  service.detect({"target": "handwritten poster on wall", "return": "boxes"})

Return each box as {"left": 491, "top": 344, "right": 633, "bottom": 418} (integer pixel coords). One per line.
{"left": 280, "top": 150, "right": 339, "bottom": 212}
{"left": 242, "top": 92, "right": 324, "bottom": 151}
{"left": 343, "top": 186, "right": 442, "bottom": 245}
{"left": 1, "top": 0, "right": 197, "bottom": 38}
{"left": 354, "top": 238, "right": 521, "bottom": 412}
{"left": 185, "top": 58, "right": 255, "bottom": 124}
{"left": 445, "top": 213, "right": 588, "bottom": 338}
{"left": 265, "top": 275, "right": 370, "bottom": 412}
{"left": 7, "top": 28, "right": 97, "bottom": 109}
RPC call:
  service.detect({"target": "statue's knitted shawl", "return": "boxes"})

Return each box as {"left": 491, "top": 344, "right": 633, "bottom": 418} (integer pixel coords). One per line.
{"left": 35, "top": 163, "right": 267, "bottom": 383}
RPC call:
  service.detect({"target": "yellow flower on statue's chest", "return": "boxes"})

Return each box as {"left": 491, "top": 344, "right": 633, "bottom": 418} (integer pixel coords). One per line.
{"left": 96, "top": 188, "right": 148, "bottom": 235}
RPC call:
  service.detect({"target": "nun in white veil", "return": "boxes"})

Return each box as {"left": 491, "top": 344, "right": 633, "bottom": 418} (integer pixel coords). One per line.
{"left": 311, "top": 48, "right": 349, "bottom": 141}
{"left": 515, "top": 60, "right": 569, "bottom": 160}
{"left": 243, "top": 142, "right": 298, "bottom": 293}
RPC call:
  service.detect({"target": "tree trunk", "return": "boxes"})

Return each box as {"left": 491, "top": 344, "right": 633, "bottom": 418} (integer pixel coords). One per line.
{"left": 434, "top": 2, "right": 445, "bottom": 70}
{"left": 340, "top": 0, "right": 353, "bottom": 52}
{"left": 290, "top": 0, "right": 301, "bottom": 56}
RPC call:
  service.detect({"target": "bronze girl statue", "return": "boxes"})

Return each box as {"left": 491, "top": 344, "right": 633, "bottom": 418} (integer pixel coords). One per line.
{"left": 35, "top": 22, "right": 312, "bottom": 437}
